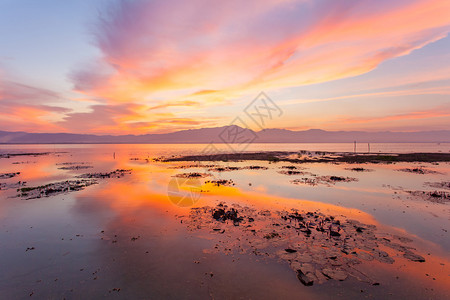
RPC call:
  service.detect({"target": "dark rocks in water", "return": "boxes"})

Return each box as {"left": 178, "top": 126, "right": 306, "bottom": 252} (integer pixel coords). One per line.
{"left": 330, "top": 231, "right": 341, "bottom": 237}
{"left": 345, "top": 167, "right": 373, "bottom": 172}
{"left": 278, "top": 170, "right": 306, "bottom": 176}
{"left": 398, "top": 167, "right": 440, "bottom": 175}
{"left": 17, "top": 179, "right": 98, "bottom": 200}
{"left": 78, "top": 169, "right": 132, "bottom": 179}
{"left": 292, "top": 175, "right": 358, "bottom": 186}
{"left": 296, "top": 269, "right": 314, "bottom": 286}
{"left": 322, "top": 268, "right": 348, "bottom": 281}
{"left": 182, "top": 203, "right": 427, "bottom": 287}
{"left": 0, "top": 172, "right": 20, "bottom": 179}
{"left": 301, "top": 228, "right": 312, "bottom": 236}
{"left": 285, "top": 248, "right": 297, "bottom": 253}
{"left": 406, "top": 190, "right": 449, "bottom": 203}
{"left": 264, "top": 232, "right": 280, "bottom": 239}
{"left": 173, "top": 172, "right": 209, "bottom": 178}
{"left": 288, "top": 213, "right": 304, "bottom": 222}
{"left": 212, "top": 208, "right": 243, "bottom": 224}
{"left": 356, "top": 227, "right": 364, "bottom": 233}
{"left": 212, "top": 208, "right": 225, "bottom": 220}
{"left": 329, "top": 176, "right": 346, "bottom": 181}
{"left": 403, "top": 251, "right": 425, "bottom": 262}
{"left": 205, "top": 179, "right": 234, "bottom": 186}
{"left": 208, "top": 166, "right": 242, "bottom": 172}
{"left": 245, "top": 165, "right": 268, "bottom": 170}
{"left": 374, "top": 250, "right": 395, "bottom": 264}
{"left": 58, "top": 165, "right": 93, "bottom": 170}
{"left": 425, "top": 181, "right": 450, "bottom": 190}
{"left": 281, "top": 165, "right": 298, "bottom": 170}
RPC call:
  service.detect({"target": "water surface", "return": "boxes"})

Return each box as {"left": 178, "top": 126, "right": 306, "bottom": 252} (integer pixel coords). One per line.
{"left": 0, "top": 144, "right": 449, "bottom": 299}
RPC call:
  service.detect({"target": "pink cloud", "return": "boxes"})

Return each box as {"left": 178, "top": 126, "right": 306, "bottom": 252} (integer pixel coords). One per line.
{"left": 71, "top": 0, "right": 450, "bottom": 104}
{"left": 0, "top": 80, "right": 70, "bottom": 132}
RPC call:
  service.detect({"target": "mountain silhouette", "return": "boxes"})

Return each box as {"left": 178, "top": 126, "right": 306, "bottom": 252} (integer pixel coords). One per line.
{"left": 0, "top": 126, "right": 448, "bottom": 144}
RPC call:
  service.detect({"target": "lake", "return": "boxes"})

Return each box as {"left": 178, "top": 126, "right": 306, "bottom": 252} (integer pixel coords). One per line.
{"left": 0, "top": 143, "right": 449, "bottom": 299}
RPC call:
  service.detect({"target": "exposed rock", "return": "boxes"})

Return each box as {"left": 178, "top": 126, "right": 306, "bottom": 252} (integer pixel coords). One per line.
{"left": 205, "top": 179, "right": 234, "bottom": 186}
{"left": 173, "top": 172, "right": 210, "bottom": 178}
{"left": 397, "top": 167, "right": 441, "bottom": 175}
{"left": 292, "top": 175, "right": 358, "bottom": 187}
{"left": 322, "top": 268, "right": 348, "bottom": 281}
{"left": 77, "top": 169, "right": 132, "bottom": 179}
{"left": 403, "top": 251, "right": 425, "bottom": 262}
{"left": 0, "top": 172, "right": 20, "bottom": 179}
{"left": 17, "top": 179, "right": 98, "bottom": 200}
{"left": 179, "top": 203, "right": 424, "bottom": 286}
{"left": 296, "top": 269, "right": 314, "bottom": 286}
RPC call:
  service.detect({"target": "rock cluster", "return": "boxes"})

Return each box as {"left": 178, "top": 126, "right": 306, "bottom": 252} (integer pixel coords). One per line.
{"left": 292, "top": 175, "right": 358, "bottom": 187}
{"left": 179, "top": 203, "right": 426, "bottom": 286}
{"left": 17, "top": 179, "right": 98, "bottom": 199}
{"left": 0, "top": 172, "right": 20, "bottom": 179}
{"left": 77, "top": 169, "right": 132, "bottom": 179}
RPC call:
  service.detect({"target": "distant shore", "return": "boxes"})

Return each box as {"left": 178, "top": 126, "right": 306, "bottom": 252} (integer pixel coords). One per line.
{"left": 164, "top": 151, "right": 450, "bottom": 163}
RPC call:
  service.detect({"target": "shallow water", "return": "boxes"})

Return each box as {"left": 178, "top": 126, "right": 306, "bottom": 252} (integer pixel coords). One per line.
{"left": 0, "top": 144, "right": 449, "bottom": 299}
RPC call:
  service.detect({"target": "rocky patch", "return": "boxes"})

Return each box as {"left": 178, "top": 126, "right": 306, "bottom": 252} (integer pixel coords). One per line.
{"left": 17, "top": 179, "right": 98, "bottom": 199}
{"left": 179, "top": 203, "right": 425, "bottom": 286}
{"left": 292, "top": 175, "right": 358, "bottom": 187}
{"left": 77, "top": 169, "right": 132, "bottom": 179}
{"left": 0, "top": 172, "right": 20, "bottom": 179}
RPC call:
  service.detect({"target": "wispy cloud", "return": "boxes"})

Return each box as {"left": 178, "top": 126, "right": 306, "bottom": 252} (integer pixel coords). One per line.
{"left": 0, "top": 80, "right": 70, "bottom": 132}
{"left": 2, "top": 0, "right": 450, "bottom": 134}
{"left": 72, "top": 0, "right": 450, "bottom": 105}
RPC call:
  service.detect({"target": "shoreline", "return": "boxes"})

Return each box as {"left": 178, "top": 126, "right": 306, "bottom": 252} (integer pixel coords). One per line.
{"left": 164, "top": 151, "right": 450, "bottom": 163}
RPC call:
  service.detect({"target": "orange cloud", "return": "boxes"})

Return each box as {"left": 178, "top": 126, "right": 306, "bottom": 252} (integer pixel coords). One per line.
{"left": 3, "top": 0, "right": 450, "bottom": 134}
{"left": 332, "top": 106, "right": 450, "bottom": 125}
{"left": 71, "top": 0, "right": 450, "bottom": 105}
{"left": 0, "top": 80, "right": 69, "bottom": 132}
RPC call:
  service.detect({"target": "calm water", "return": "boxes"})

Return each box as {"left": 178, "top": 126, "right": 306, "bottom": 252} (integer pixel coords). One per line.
{"left": 0, "top": 142, "right": 450, "bottom": 155}
{"left": 0, "top": 144, "right": 449, "bottom": 299}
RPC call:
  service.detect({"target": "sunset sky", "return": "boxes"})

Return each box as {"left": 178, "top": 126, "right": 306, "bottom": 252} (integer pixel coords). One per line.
{"left": 0, "top": 0, "right": 449, "bottom": 134}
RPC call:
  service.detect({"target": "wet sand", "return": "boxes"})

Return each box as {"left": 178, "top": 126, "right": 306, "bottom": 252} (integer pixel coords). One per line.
{"left": 0, "top": 146, "right": 449, "bottom": 299}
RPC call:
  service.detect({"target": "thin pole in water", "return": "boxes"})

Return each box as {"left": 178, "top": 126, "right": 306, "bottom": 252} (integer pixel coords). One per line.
{"left": 368, "top": 143, "right": 370, "bottom": 153}
{"left": 354, "top": 141, "right": 356, "bottom": 153}
{"left": 113, "top": 152, "right": 115, "bottom": 160}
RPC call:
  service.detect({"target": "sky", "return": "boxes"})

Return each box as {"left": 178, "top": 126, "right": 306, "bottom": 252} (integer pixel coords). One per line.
{"left": 0, "top": 0, "right": 449, "bottom": 134}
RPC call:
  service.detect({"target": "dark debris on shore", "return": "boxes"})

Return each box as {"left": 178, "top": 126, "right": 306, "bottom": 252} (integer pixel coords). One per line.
{"left": 17, "top": 179, "right": 99, "bottom": 199}
{"left": 77, "top": 169, "right": 132, "bottom": 179}
{"left": 179, "top": 203, "right": 426, "bottom": 287}
{"left": 292, "top": 175, "right": 358, "bottom": 186}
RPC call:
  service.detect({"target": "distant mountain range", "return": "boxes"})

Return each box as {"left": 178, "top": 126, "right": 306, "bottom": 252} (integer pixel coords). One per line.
{"left": 0, "top": 126, "right": 449, "bottom": 144}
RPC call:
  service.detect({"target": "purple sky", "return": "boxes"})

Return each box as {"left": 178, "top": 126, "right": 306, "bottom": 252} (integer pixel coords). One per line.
{"left": 0, "top": 0, "right": 449, "bottom": 134}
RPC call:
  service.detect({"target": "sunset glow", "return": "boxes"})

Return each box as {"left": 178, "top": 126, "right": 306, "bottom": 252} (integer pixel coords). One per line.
{"left": 1, "top": 0, "right": 449, "bottom": 133}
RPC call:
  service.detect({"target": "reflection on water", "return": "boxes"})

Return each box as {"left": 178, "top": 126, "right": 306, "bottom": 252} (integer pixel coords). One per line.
{"left": 0, "top": 144, "right": 449, "bottom": 299}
